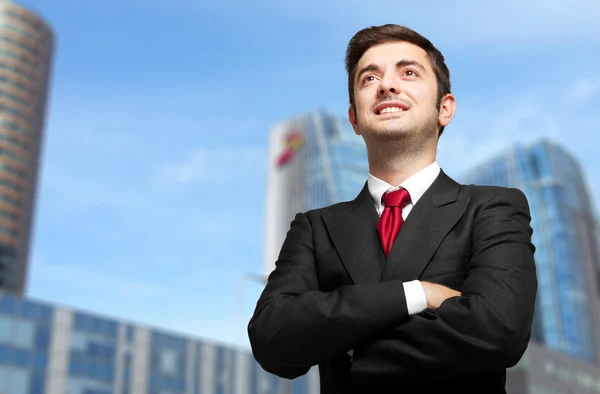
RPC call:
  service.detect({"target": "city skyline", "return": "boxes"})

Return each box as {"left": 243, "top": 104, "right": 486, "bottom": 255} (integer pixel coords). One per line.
{"left": 2, "top": 2, "right": 600, "bottom": 392}
{"left": 6, "top": 0, "right": 600, "bottom": 352}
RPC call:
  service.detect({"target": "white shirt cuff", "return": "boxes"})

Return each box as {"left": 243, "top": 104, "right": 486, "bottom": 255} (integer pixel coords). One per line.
{"left": 403, "top": 280, "right": 427, "bottom": 315}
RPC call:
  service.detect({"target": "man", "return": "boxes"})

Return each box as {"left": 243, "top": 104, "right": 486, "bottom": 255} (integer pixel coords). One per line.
{"left": 248, "top": 24, "right": 537, "bottom": 393}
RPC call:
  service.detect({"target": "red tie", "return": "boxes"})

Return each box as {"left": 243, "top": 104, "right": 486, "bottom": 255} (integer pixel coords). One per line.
{"left": 376, "top": 188, "right": 411, "bottom": 258}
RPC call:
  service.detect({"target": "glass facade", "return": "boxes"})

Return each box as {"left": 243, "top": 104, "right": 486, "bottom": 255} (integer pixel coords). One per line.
{"left": 148, "top": 331, "right": 188, "bottom": 394}
{"left": 0, "top": 292, "right": 318, "bottom": 394}
{"left": 265, "top": 109, "right": 368, "bottom": 275}
{"left": 68, "top": 313, "right": 119, "bottom": 394}
{"left": 300, "top": 110, "right": 368, "bottom": 211}
{"left": 462, "top": 139, "right": 599, "bottom": 363}
{"left": 0, "top": 291, "right": 51, "bottom": 394}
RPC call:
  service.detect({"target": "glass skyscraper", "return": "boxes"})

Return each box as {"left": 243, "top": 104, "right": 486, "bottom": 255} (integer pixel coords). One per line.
{"left": 0, "top": 291, "right": 319, "bottom": 394}
{"left": 0, "top": 1, "right": 54, "bottom": 296}
{"left": 462, "top": 138, "right": 600, "bottom": 364}
{"left": 264, "top": 109, "right": 368, "bottom": 274}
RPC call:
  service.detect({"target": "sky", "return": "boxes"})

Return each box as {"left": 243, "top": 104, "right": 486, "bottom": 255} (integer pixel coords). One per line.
{"left": 14, "top": 0, "right": 600, "bottom": 349}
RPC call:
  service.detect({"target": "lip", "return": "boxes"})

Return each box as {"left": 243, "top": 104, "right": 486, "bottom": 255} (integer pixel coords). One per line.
{"left": 374, "top": 101, "right": 410, "bottom": 115}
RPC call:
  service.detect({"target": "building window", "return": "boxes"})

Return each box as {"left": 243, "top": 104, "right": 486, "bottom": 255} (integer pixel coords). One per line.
{"left": 0, "top": 36, "right": 41, "bottom": 59}
{"left": 0, "top": 225, "right": 18, "bottom": 237}
{"left": 14, "top": 319, "right": 34, "bottom": 348}
{"left": 3, "top": 10, "right": 49, "bottom": 34}
{"left": 0, "top": 67, "right": 37, "bottom": 94}
{"left": 159, "top": 348, "right": 177, "bottom": 375}
{"left": 0, "top": 48, "right": 40, "bottom": 73}
{"left": 0, "top": 22, "right": 42, "bottom": 44}
{"left": 0, "top": 118, "right": 28, "bottom": 134}
{"left": 0, "top": 315, "right": 13, "bottom": 342}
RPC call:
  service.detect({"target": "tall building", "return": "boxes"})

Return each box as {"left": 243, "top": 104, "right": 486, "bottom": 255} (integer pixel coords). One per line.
{"left": 462, "top": 139, "right": 600, "bottom": 392}
{"left": 462, "top": 138, "right": 600, "bottom": 364}
{"left": 0, "top": 291, "right": 320, "bottom": 394}
{"left": 265, "top": 109, "right": 368, "bottom": 274}
{"left": 0, "top": 1, "right": 54, "bottom": 296}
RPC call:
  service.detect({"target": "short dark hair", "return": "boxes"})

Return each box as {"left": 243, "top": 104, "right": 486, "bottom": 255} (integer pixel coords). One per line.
{"left": 345, "top": 24, "right": 451, "bottom": 136}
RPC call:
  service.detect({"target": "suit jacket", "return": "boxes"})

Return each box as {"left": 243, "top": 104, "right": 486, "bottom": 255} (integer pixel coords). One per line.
{"left": 248, "top": 169, "right": 537, "bottom": 394}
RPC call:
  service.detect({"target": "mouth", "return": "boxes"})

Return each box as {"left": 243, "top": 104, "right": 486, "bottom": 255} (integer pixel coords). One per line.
{"left": 374, "top": 102, "right": 410, "bottom": 115}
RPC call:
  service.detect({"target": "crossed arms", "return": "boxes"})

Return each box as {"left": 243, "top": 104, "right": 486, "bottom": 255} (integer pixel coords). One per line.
{"left": 248, "top": 188, "right": 537, "bottom": 379}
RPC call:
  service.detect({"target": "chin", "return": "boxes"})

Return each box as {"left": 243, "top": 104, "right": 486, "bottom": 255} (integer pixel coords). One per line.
{"left": 363, "top": 121, "right": 414, "bottom": 137}
{"left": 365, "top": 129, "right": 414, "bottom": 143}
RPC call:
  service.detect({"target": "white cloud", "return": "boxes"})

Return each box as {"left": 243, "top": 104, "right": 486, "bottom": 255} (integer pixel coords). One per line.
{"left": 154, "top": 150, "right": 208, "bottom": 185}
{"left": 153, "top": 147, "right": 266, "bottom": 186}
{"left": 567, "top": 78, "right": 600, "bottom": 103}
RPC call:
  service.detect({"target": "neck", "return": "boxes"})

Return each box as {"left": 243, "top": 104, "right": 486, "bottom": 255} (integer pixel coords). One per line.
{"left": 366, "top": 139, "right": 437, "bottom": 186}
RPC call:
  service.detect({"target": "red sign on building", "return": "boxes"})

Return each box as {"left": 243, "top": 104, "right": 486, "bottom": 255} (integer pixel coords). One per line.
{"left": 275, "top": 130, "right": 304, "bottom": 168}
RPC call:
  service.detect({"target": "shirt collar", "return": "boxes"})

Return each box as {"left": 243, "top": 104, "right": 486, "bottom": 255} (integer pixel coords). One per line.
{"left": 368, "top": 161, "right": 441, "bottom": 212}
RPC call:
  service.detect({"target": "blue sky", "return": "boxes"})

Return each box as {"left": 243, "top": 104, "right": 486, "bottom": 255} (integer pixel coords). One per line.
{"left": 17, "top": 0, "right": 600, "bottom": 349}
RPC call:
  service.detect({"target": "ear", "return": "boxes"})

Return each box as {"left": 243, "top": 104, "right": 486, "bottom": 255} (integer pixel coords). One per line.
{"left": 438, "top": 93, "right": 456, "bottom": 130}
{"left": 348, "top": 105, "right": 361, "bottom": 135}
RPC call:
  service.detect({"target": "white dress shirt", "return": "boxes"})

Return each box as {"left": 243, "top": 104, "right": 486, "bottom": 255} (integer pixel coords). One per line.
{"left": 367, "top": 161, "right": 441, "bottom": 315}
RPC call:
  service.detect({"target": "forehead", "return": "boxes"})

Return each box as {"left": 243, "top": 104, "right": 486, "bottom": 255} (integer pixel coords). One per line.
{"left": 357, "top": 41, "right": 432, "bottom": 71}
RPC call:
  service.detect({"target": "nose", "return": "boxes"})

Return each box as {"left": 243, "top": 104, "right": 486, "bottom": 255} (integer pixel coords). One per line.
{"left": 378, "top": 74, "right": 398, "bottom": 96}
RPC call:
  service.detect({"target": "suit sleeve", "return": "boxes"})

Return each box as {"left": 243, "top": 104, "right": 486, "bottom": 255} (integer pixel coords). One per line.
{"left": 248, "top": 211, "right": 411, "bottom": 377}
{"left": 351, "top": 188, "right": 537, "bottom": 379}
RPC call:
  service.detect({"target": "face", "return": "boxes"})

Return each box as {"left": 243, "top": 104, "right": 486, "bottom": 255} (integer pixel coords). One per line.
{"left": 348, "top": 41, "right": 455, "bottom": 144}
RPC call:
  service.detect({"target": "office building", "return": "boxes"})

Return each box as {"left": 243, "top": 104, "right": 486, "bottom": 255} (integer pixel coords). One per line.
{"left": 0, "top": 291, "right": 319, "bottom": 394}
{"left": 0, "top": 1, "right": 54, "bottom": 296}
{"left": 462, "top": 138, "right": 600, "bottom": 363}
{"left": 264, "top": 109, "right": 368, "bottom": 274}
{"left": 462, "top": 138, "right": 600, "bottom": 392}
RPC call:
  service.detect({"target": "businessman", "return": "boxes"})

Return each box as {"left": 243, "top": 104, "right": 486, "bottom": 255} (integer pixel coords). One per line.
{"left": 248, "top": 24, "right": 537, "bottom": 393}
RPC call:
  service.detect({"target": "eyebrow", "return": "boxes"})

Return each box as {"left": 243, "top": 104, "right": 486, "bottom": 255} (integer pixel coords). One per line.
{"left": 355, "top": 59, "right": 428, "bottom": 83}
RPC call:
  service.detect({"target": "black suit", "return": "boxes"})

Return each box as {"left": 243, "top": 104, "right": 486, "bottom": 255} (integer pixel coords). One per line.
{"left": 248, "top": 170, "right": 537, "bottom": 393}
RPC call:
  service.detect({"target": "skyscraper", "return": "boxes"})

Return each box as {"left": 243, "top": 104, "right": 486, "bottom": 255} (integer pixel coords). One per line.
{"left": 264, "top": 109, "right": 368, "bottom": 275}
{"left": 462, "top": 138, "right": 600, "bottom": 364}
{"left": 0, "top": 1, "right": 53, "bottom": 296}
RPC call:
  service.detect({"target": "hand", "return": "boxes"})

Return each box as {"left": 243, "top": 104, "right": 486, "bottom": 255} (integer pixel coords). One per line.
{"left": 421, "top": 282, "right": 461, "bottom": 310}
{"left": 347, "top": 349, "right": 353, "bottom": 357}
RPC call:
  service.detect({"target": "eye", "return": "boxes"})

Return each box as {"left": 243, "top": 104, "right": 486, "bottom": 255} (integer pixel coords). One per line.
{"left": 362, "top": 75, "right": 376, "bottom": 84}
{"left": 403, "top": 69, "right": 418, "bottom": 78}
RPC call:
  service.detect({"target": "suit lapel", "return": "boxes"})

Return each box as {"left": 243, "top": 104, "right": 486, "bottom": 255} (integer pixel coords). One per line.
{"left": 322, "top": 183, "right": 385, "bottom": 284}
{"left": 383, "top": 170, "right": 470, "bottom": 281}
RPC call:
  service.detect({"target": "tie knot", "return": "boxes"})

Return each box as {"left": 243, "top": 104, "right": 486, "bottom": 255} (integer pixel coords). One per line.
{"left": 382, "top": 188, "right": 411, "bottom": 208}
